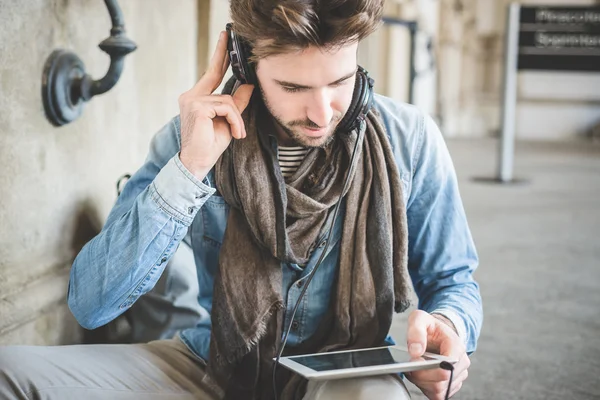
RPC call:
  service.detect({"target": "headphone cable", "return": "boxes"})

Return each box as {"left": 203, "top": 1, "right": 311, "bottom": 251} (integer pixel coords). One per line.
{"left": 271, "top": 123, "right": 364, "bottom": 400}
{"left": 439, "top": 361, "right": 455, "bottom": 400}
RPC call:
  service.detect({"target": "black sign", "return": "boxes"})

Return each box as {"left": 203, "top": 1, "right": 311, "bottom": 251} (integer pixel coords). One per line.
{"left": 518, "top": 6, "right": 600, "bottom": 72}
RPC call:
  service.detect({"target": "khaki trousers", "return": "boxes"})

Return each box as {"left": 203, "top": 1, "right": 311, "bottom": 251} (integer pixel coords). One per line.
{"left": 0, "top": 337, "right": 411, "bottom": 400}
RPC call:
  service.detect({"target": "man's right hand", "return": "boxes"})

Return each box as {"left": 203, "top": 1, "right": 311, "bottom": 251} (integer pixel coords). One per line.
{"left": 178, "top": 30, "right": 255, "bottom": 180}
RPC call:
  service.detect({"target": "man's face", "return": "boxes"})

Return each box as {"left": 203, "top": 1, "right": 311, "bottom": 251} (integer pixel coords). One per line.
{"left": 255, "top": 42, "right": 358, "bottom": 148}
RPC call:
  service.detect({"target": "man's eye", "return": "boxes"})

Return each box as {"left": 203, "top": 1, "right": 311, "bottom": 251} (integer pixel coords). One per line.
{"left": 282, "top": 86, "right": 302, "bottom": 93}
{"left": 331, "top": 79, "right": 352, "bottom": 88}
{"left": 331, "top": 80, "right": 350, "bottom": 87}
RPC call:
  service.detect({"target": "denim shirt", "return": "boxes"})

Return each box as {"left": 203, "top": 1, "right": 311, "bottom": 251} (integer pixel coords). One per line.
{"left": 68, "top": 94, "right": 483, "bottom": 362}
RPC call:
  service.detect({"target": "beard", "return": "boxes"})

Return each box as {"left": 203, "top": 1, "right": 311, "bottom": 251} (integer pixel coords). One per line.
{"left": 260, "top": 88, "right": 344, "bottom": 148}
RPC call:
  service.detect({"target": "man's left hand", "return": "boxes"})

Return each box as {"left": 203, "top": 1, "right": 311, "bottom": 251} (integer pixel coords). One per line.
{"left": 405, "top": 310, "right": 470, "bottom": 399}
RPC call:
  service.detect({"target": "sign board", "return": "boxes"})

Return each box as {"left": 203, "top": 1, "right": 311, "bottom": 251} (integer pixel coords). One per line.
{"left": 518, "top": 6, "right": 600, "bottom": 72}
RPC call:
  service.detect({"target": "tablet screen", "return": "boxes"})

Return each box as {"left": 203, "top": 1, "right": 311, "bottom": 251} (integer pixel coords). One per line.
{"left": 290, "top": 348, "right": 436, "bottom": 372}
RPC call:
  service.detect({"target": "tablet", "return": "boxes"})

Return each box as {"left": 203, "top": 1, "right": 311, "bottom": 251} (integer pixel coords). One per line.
{"left": 277, "top": 345, "right": 456, "bottom": 381}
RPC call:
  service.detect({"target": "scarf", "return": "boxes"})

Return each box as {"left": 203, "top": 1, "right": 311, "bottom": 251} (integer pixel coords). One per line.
{"left": 208, "top": 84, "right": 411, "bottom": 399}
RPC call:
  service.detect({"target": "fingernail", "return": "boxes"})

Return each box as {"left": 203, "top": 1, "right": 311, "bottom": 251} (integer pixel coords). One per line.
{"left": 410, "top": 343, "right": 423, "bottom": 355}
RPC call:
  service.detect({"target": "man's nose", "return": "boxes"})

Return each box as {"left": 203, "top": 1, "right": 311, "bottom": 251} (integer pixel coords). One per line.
{"left": 306, "top": 89, "right": 334, "bottom": 128}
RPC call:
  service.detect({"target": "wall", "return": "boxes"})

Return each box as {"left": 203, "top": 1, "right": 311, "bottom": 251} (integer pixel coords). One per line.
{"left": 435, "top": 0, "right": 600, "bottom": 139}
{"left": 0, "top": 0, "right": 197, "bottom": 345}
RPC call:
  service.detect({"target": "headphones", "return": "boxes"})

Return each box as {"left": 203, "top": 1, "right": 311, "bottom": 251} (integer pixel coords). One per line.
{"left": 225, "top": 23, "right": 375, "bottom": 134}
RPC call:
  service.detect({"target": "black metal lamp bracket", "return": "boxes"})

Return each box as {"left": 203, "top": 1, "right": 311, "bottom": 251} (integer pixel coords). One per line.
{"left": 42, "top": 0, "right": 137, "bottom": 126}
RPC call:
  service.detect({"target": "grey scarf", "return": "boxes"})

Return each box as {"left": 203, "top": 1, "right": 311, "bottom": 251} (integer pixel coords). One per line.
{"left": 209, "top": 88, "right": 411, "bottom": 399}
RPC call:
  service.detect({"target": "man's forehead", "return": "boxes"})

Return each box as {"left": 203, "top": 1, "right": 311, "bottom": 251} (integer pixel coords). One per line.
{"left": 257, "top": 43, "right": 358, "bottom": 87}
{"left": 273, "top": 69, "right": 357, "bottom": 89}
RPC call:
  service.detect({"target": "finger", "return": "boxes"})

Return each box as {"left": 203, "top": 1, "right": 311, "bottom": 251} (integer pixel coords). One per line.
{"left": 184, "top": 95, "right": 242, "bottom": 129}
{"left": 449, "top": 379, "right": 464, "bottom": 398}
{"left": 420, "top": 381, "right": 451, "bottom": 400}
{"left": 408, "top": 366, "right": 468, "bottom": 400}
{"left": 453, "top": 368, "right": 469, "bottom": 385}
{"left": 221, "top": 48, "right": 230, "bottom": 76}
{"left": 192, "top": 31, "right": 229, "bottom": 95}
{"left": 449, "top": 353, "right": 470, "bottom": 376}
{"left": 407, "top": 310, "right": 434, "bottom": 358}
{"left": 232, "top": 84, "right": 255, "bottom": 114}
{"left": 207, "top": 95, "right": 247, "bottom": 137}
{"left": 188, "top": 101, "right": 240, "bottom": 139}
{"left": 207, "top": 31, "right": 229, "bottom": 86}
{"left": 208, "top": 94, "right": 240, "bottom": 111}
{"left": 208, "top": 102, "right": 244, "bottom": 139}
{"left": 437, "top": 368, "right": 468, "bottom": 399}
{"left": 406, "top": 367, "right": 451, "bottom": 384}
{"left": 439, "top": 335, "right": 467, "bottom": 361}
{"left": 406, "top": 352, "right": 467, "bottom": 384}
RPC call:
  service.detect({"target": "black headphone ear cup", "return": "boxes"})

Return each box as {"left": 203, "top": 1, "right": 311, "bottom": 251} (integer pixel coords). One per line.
{"left": 226, "top": 23, "right": 258, "bottom": 86}
{"left": 337, "top": 69, "right": 372, "bottom": 134}
{"left": 338, "top": 74, "right": 364, "bottom": 133}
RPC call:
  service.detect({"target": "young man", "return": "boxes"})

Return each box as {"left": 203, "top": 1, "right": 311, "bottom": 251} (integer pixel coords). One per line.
{"left": 0, "top": 1, "right": 482, "bottom": 399}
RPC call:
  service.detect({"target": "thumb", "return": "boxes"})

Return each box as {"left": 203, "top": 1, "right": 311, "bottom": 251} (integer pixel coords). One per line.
{"left": 406, "top": 310, "right": 434, "bottom": 358}
{"left": 232, "top": 84, "right": 255, "bottom": 113}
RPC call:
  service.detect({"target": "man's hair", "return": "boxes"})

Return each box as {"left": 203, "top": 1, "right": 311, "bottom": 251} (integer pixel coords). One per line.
{"left": 230, "top": 0, "right": 384, "bottom": 62}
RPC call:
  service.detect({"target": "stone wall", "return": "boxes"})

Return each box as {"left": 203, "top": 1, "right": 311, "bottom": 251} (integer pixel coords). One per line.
{"left": 0, "top": 0, "right": 197, "bottom": 345}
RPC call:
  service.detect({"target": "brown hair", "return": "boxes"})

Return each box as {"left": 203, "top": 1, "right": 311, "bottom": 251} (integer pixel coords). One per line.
{"left": 230, "top": 0, "right": 384, "bottom": 62}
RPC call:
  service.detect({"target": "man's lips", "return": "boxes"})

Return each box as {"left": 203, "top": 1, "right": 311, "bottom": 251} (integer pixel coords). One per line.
{"left": 302, "top": 126, "right": 328, "bottom": 136}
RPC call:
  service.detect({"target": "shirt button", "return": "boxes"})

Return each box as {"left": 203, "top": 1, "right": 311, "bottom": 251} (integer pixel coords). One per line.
{"left": 291, "top": 321, "right": 299, "bottom": 330}
{"left": 160, "top": 257, "right": 167, "bottom": 265}
{"left": 188, "top": 207, "right": 194, "bottom": 214}
{"left": 318, "top": 240, "right": 327, "bottom": 248}
{"left": 296, "top": 281, "right": 304, "bottom": 288}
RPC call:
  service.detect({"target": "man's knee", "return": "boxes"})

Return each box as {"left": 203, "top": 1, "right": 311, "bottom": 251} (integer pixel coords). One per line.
{"left": 0, "top": 346, "right": 25, "bottom": 377}
{"left": 0, "top": 346, "right": 31, "bottom": 399}
{"left": 303, "top": 375, "right": 411, "bottom": 400}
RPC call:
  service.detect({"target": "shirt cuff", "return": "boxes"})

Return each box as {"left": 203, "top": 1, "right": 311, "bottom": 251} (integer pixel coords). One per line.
{"left": 431, "top": 308, "right": 468, "bottom": 346}
{"left": 150, "top": 154, "right": 216, "bottom": 225}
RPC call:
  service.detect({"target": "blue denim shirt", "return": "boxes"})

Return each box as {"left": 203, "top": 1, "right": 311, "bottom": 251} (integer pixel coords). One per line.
{"left": 68, "top": 94, "right": 483, "bottom": 361}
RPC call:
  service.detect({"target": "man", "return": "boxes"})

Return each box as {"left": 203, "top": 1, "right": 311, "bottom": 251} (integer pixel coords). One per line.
{"left": 0, "top": 1, "right": 482, "bottom": 399}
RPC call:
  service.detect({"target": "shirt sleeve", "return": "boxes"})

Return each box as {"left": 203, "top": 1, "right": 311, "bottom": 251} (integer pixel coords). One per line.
{"left": 406, "top": 115, "right": 483, "bottom": 353}
{"left": 68, "top": 117, "right": 215, "bottom": 330}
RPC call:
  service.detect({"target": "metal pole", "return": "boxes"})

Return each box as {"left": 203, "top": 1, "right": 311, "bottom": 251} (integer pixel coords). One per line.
{"left": 408, "top": 23, "right": 417, "bottom": 105}
{"left": 382, "top": 17, "right": 419, "bottom": 105}
{"left": 497, "top": 3, "right": 521, "bottom": 183}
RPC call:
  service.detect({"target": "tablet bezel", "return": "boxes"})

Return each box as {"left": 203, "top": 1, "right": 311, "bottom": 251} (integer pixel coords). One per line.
{"left": 277, "top": 345, "right": 457, "bottom": 381}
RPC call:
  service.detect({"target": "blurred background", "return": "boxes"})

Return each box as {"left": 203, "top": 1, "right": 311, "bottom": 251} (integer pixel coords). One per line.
{"left": 0, "top": 0, "right": 599, "bottom": 399}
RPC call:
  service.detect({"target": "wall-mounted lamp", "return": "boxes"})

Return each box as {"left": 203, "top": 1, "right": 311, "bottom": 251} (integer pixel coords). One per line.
{"left": 42, "top": 0, "right": 137, "bottom": 126}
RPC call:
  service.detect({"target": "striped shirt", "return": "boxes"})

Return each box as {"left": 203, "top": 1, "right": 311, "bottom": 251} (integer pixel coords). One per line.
{"left": 278, "top": 145, "right": 309, "bottom": 179}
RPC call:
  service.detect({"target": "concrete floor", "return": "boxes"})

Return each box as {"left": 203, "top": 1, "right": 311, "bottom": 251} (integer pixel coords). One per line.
{"left": 390, "top": 138, "right": 600, "bottom": 400}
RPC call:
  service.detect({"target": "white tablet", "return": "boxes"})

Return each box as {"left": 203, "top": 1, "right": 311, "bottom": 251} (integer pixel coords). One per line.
{"left": 277, "top": 345, "right": 456, "bottom": 381}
